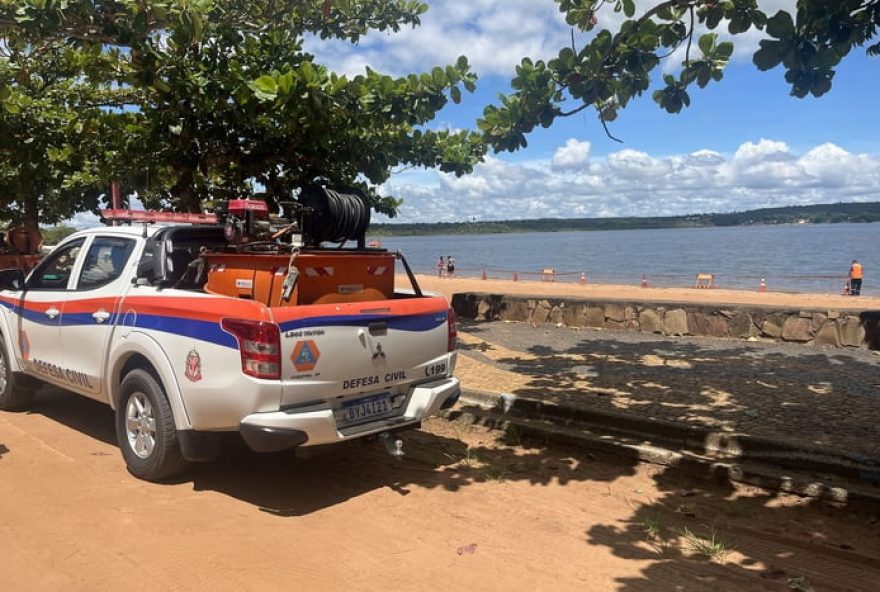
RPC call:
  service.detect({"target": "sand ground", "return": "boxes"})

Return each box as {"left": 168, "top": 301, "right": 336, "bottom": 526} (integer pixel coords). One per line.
{"left": 1, "top": 389, "right": 879, "bottom": 591}
{"left": 2, "top": 276, "right": 879, "bottom": 590}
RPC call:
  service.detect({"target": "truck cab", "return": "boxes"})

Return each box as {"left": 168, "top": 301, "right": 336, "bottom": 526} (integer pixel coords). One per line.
{"left": 0, "top": 188, "right": 459, "bottom": 481}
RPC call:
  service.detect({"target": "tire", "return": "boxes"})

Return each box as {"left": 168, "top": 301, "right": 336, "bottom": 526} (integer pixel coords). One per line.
{"left": 0, "top": 335, "right": 35, "bottom": 411}
{"left": 115, "top": 369, "right": 188, "bottom": 481}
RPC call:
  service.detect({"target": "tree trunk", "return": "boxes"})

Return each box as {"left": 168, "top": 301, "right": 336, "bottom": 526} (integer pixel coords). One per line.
{"left": 23, "top": 196, "right": 39, "bottom": 227}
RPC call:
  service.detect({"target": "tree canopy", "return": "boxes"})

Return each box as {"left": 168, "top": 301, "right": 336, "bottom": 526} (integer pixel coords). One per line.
{"left": 479, "top": 0, "right": 879, "bottom": 150}
{"left": 1, "top": 1, "right": 877, "bottom": 225}
{"left": 0, "top": 1, "right": 485, "bottom": 222}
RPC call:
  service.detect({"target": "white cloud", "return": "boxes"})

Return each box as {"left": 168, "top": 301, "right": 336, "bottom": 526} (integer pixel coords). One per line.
{"left": 68, "top": 211, "right": 101, "bottom": 229}
{"left": 732, "top": 139, "right": 794, "bottom": 168}
{"left": 607, "top": 149, "right": 669, "bottom": 179}
{"left": 552, "top": 139, "right": 591, "bottom": 169}
{"left": 308, "top": 1, "right": 798, "bottom": 79}
{"left": 376, "top": 140, "right": 880, "bottom": 223}
{"left": 306, "top": 0, "right": 571, "bottom": 78}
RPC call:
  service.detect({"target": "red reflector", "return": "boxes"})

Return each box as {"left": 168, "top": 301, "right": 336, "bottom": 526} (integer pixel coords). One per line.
{"left": 447, "top": 307, "right": 457, "bottom": 352}
{"left": 221, "top": 318, "right": 281, "bottom": 379}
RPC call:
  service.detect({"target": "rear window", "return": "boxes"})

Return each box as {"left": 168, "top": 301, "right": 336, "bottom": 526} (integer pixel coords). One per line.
{"left": 77, "top": 237, "right": 136, "bottom": 290}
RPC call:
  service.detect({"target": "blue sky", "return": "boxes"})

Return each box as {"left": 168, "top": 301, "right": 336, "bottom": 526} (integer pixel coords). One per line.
{"left": 305, "top": 0, "right": 880, "bottom": 223}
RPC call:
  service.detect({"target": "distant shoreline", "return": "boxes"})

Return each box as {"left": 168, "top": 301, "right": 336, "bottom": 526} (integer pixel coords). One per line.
{"left": 371, "top": 201, "right": 880, "bottom": 237}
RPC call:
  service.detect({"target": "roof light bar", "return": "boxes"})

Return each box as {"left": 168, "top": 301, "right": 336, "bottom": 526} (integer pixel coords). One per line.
{"left": 99, "top": 209, "right": 219, "bottom": 225}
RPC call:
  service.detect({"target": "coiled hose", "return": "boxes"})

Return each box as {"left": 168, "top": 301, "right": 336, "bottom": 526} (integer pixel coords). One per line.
{"left": 299, "top": 185, "right": 371, "bottom": 245}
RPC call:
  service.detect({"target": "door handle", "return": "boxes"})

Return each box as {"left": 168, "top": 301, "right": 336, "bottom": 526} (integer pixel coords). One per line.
{"left": 45, "top": 307, "right": 60, "bottom": 320}
{"left": 92, "top": 309, "right": 111, "bottom": 323}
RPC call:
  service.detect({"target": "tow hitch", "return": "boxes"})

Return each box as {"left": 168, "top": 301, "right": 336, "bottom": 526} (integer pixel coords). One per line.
{"left": 380, "top": 432, "right": 405, "bottom": 459}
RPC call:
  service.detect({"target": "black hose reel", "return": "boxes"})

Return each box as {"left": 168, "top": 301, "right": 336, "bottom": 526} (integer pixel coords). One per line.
{"left": 298, "top": 185, "right": 372, "bottom": 248}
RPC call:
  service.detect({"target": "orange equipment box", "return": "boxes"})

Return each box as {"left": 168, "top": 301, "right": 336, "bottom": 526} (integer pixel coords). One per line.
{"left": 204, "top": 251, "right": 395, "bottom": 307}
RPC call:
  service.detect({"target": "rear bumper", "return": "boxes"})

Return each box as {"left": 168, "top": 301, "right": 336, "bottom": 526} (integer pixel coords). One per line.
{"left": 239, "top": 377, "right": 460, "bottom": 452}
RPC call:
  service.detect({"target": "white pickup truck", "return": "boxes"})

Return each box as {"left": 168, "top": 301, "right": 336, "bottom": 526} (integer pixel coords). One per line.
{"left": 0, "top": 197, "right": 460, "bottom": 481}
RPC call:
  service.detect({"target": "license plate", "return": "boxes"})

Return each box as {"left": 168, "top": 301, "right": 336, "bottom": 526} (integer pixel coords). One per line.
{"left": 341, "top": 393, "right": 391, "bottom": 424}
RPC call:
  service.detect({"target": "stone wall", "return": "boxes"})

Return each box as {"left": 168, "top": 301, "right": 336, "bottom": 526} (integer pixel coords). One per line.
{"left": 451, "top": 292, "right": 880, "bottom": 349}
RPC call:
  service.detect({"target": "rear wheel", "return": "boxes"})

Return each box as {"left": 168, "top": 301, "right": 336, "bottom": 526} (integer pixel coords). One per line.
{"left": 115, "top": 369, "right": 188, "bottom": 481}
{"left": 0, "top": 336, "right": 35, "bottom": 411}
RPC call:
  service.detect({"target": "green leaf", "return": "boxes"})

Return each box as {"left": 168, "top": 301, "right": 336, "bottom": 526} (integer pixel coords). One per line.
{"left": 705, "top": 7, "right": 723, "bottom": 30}
{"left": 698, "top": 33, "right": 716, "bottom": 56}
{"left": 622, "top": 0, "right": 635, "bottom": 18}
{"left": 249, "top": 75, "right": 278, "bottom": 100}
{"left": 814, "top": 48, "right": 841, "bottom": 68}
{"left": 753, "top": 40, "right": 785, "bottom": 71}
{"left": 251, "top": 75, "right": 278, "bottom": 94}
{"left": 728, "top": 13, "right": 750, "bottom": 35}
{"left": 151, "top": 78, "right": 171, "bottom": 93}
{"left": 765, "top": 11, "right": 794, "bottom": 39}
{"left": 716, "top": 42, "right": 734, "bottom": 60}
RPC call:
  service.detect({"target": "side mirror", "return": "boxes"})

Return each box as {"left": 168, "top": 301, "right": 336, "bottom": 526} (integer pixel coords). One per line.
{"left": 0, "top": 268, "right": 25, "bottom": 291}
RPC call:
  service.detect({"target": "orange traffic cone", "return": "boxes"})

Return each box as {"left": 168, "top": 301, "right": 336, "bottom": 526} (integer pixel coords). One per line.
{"left": 758, "top": 278, "right": 767, "bottom": 293}
{"left": 481, "top": 268, "right": 487, "bottom": 280}
{"left": 843, "top": 281, "right": 850, "bottom": 295}
{"left": 641, "top": 274, "right": 648, "bottom": 288}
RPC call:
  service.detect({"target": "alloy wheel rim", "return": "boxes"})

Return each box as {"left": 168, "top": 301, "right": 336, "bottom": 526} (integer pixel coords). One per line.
{"left": 125, "top": 392, "right": 156, "bottom": 459}
{"left": 0, "top": 350, "right": 7, "bottom": 394}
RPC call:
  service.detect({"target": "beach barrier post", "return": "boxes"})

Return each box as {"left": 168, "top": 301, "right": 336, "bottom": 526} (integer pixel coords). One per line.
{"left": 641, "top": 274, "right": 648, "bottom": 288}
{"left": 579, "top": 272, "right": 586, "bottom": 285}
{"left": 758, "top": 278, "right": 767, "bottom": 293}
{"left": 513, "top": 271, "right": 519, "bottom": 281}
{"left": 481, "top": 268, "right": 487, "bottom": 280}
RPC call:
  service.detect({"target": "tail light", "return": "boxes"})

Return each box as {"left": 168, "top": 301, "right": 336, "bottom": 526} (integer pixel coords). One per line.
{"left": 221, "top": 318, "right": 281, "bottom": 379}
{"left": 447, "top": 307, "right": 457, "bottom": 352}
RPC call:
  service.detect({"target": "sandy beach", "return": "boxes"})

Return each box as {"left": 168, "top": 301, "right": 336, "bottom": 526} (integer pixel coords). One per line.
{"left": 404, "top": 273, "right": 880, "bottom": 310}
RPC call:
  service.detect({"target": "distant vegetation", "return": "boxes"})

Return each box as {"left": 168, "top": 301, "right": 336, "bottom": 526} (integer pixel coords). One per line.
{"left": 371, "top": 202, "right": 880, "bottom": 237}
{"left": 40, "top": 225, "right": 77, "bottom": 246}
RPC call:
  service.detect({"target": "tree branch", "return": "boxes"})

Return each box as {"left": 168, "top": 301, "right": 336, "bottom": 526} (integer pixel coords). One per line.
{"left": 685, "top": 5, "right": 694, "bottom": 72}
{"left": 559, "top": 103, "right": 591, "bottom": 117}
{"left": 600, "top": 0, "right": 694, "bottom": 66}
{"left": 601, "top": 118, "right": 623, "bottom": 143}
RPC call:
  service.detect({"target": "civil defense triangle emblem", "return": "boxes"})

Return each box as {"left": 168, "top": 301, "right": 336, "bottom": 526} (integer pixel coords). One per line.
{"left": 184, "top": 348, "right": 203, "bottom": 382}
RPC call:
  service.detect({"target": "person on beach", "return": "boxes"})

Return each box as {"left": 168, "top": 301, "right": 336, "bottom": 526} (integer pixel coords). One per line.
{"left": 849, "top": 259, "right": 863, "bottom": 296}
{"left": 437, "top": 256, "right": 446, "bottom": 278}
{"left": 446, "top": 255, "right": 455, "bottom": 278}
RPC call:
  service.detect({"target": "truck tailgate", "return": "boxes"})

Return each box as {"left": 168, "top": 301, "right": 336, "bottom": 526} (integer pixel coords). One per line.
{"left": 271, "top": 296, "right": 453, "bottom": 422}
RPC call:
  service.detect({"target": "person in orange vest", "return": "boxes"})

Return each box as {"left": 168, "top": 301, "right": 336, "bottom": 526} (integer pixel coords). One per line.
{"left": 849, "top": 259, "right": 864, "bottom": 296}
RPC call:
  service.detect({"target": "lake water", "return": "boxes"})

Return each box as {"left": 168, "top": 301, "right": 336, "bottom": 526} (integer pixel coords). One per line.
{"left": 371, "top": 223, "right": 879, "bottom": 294}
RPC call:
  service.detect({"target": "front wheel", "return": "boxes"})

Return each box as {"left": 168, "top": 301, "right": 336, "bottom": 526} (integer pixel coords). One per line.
{"left": 115, "top": 369, "right": 188, "bottom": 481}
{"left": 0, "top": 336, "right": 35, "bottom": 411}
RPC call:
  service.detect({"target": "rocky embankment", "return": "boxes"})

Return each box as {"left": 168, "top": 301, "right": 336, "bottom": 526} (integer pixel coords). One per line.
{"left": 452, "top": 292, "right": 880, "bottom": 349}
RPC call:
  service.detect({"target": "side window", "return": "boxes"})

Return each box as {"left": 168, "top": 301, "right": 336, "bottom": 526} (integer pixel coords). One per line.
{"left": 77, "top": 237, "right": 136, "bottom": 290}
{"left": 26, "top": 239, "right": 86, "bottom": 291}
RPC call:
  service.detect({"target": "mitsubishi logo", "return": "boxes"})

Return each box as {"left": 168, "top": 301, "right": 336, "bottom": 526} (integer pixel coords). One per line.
{"left": 372, "top": 342, "right": 386, "bottom": 360}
